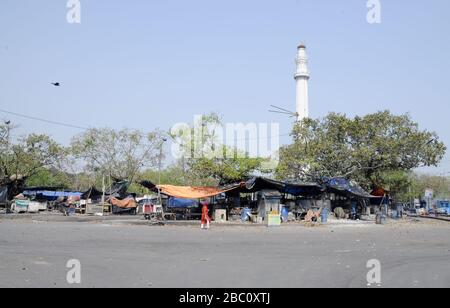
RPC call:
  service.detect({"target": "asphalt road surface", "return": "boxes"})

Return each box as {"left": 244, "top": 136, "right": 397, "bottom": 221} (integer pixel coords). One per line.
{"left": 0, "top": 218, "right": 449, "bottom": 288}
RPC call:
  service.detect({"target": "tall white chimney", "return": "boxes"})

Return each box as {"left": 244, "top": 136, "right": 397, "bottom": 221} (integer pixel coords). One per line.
{"left": 295, "top": 44, "right": 310, "bottom": 121}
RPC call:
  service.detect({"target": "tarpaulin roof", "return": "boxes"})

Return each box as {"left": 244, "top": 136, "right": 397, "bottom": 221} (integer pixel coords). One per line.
{"left": 109, "top": 197, "right": 137, "bottom": 209}
{"left": 23, "top": 190, "right": 82, "bottom": 198}
{"left": 158, "top": 185, "right": 238, "bottom": 199}
{"left": 81, "top": 180, "right": 130, "bottom": 200}
{"left": 81, "top": 186, "right": 103, "bottom": 200}
{"left": 371, "top": 187, "right": 387, "bottom": 197}
{"left": 23, "top": 186, "right": 65, "bottom": 191}
{"left": 324, "top": 177, "right": 375, "bottom": 198}
{"left": 109, "top": 180, "right": 130, "bottom": 197}
{"left": 139, "top": 180, "right": 241, "bottom": 199}
{"left": 139, "top": 176, "right": 373, "bottom": 199}
{"left": 242, "top": 177, "right": 324, "bottom": 196}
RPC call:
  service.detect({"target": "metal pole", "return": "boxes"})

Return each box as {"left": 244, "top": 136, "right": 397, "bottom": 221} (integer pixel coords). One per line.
{"left": 101, "top": 174, "right": 105, "bottom": 205}
{"left": 4, "top": 122, "right": 11, "bottom": 211}
{"left": 158, "top": 138, "right": 167, "bottom": 185}
{"left": 158, "top": 145, "right": 162, "bottom": 186}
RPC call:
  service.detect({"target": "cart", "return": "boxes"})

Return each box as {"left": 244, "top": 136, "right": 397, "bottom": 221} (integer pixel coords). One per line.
{"left": 142, "top": 188, "right": 166, "bottom": 223}
{"left": 143, "top": 202, "right": 164, "bottom": 222}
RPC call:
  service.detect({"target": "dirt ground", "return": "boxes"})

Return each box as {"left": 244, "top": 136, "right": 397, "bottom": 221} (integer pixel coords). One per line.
{"left": 0, "top": 216, "right": 449, "bottom": 288}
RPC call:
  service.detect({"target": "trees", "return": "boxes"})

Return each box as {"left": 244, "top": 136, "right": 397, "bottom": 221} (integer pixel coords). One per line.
{"left": 25, "top": 168, "right": 71, "bottom": 189}
{"left": 128, "top": 165, "right": 189, "bottom": 194}
{"left": 381, "top": 172, "right": 450, "bottom": 202}
{"left": 1, "top": 109, "right": 446, "bottom": 197}
{"left": 71, "top": 128, "right": 166, "bottom": 184}
{"left": 0, "top": 123, "right": 65, "bottom": 183}
{"left": 409, "top": 174, "right": 450, "bottom": 200}
{"left": 184, "top": 150, "right": 266, "bottom": 185}
{"left": 171, "top": 113, "right": 267, "bottom": 185}
{"left": 276, "top": 111, "right": 447, "bottom": 190}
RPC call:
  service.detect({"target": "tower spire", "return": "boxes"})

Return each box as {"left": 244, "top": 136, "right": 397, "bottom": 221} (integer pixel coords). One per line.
{"left": 295, "top": 44, "right": 310, "bottom": 121}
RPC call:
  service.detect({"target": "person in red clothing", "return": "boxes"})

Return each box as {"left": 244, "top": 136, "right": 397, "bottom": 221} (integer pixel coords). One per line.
{"left": 201, "top": 200, "right": 211, "bottom": 229}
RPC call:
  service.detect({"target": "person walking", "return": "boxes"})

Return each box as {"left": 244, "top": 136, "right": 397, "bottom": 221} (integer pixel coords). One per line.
{"left": 201, "top": 200, "right": 211, "bottom": 229}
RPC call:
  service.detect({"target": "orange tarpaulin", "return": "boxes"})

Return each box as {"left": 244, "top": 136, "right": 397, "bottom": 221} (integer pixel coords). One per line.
{"left": 109, "top": 197, "right": 137, "bottom": 209}
{"left": 371, "top": 187, "right": 387, "bottom": 197}
{"left": 155, "top": 185, "right": 239, "bottom": 199}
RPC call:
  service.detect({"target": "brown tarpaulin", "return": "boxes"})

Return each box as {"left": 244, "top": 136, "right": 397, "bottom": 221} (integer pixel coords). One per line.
{"left": 155, "top": 185, "right": 240, "bottom": 199}
{"left": 109, "top": 197, "right": 137, "bottom": 209}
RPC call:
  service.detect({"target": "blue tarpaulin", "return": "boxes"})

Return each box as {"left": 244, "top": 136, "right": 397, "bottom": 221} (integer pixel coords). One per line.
{"left": 244, "top": 177, "right": 323, "bottom": 196}
{"left": 0, "top": 186, "right": 8, "bottom": 203}
{"left": 323, "top": 177, "right": 374, "bottom": 198}
{"left": 23, "top": 190, "right": 82, "bottom": 200}
{"left": 167, "top": 198, "right": 198, "bottom": 209}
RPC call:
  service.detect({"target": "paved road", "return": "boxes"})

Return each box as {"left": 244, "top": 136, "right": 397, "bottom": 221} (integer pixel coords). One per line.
{"left": 0, "top": 218, "right": 449, "bottom": 288}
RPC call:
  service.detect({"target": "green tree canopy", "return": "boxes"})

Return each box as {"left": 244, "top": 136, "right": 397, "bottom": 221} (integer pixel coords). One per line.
{"left": 0, "top": 123, "right": 65, "bottom": 183}
{"left": 409, "top": 173, "right": 450, "bottom": 200}
{"left": 276, "top": 111, "right": 446, "bottom": 190}
{"left": 171, "top": 113, "right": 267, "bottom": 185}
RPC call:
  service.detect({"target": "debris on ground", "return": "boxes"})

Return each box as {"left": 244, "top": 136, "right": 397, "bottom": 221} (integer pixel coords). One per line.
{"left": 334, "top": 207, "right": 346, "bottom": 219}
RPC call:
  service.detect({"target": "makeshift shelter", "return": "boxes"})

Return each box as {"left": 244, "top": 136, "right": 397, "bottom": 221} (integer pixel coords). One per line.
{"left": 0, "top": 175, "right": 27, "bottom": 206}
{"left": 108, "top": 180, "right": 130, "bottom": 197}
{"left": 241, "top": 177, "right": 323, "bottom": 196}
{"left": 139, "top": 180, "right": 241, "bottom": 199}
{"left": 257, "top": 190, "right": 282, "bottom": 221}
{"left": 108, "top": 197, "right": 137, "bottom": 215}
{"left": 79, "top": 180, "right": 134, "bottom": 215}
{"left": 80, "top": 186, "right": 104, "bottom": 200}
{"left": 370, "top": 187, "right": 390, "bottom": 206}
{"left": 22, "top": 188, "right": 82, "bottom": 201}
{"left": 138, "top": 176, "right": 375, "bottom": 222}
{"left": 81, "top": 180, "right": 131, "bottom": 201}
{"left": 323, "top": 178, "right": 374, "bottom": 199}
{"left": 140, "top": 177, "right": 324, "bottom": 199}
{"left": 109, "top": 197, "right": 137, "bottom": 209}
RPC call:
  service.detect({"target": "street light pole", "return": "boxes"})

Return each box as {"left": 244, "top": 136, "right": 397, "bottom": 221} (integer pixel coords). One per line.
{"left": 158, "top": 138, "right": 167, "bottom": 185}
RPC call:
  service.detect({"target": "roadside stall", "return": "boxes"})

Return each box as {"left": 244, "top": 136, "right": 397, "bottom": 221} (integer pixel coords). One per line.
{"left": 139, "top": 180, "right": 242, "bottom": 221}
{"left": 109, "top": 197, "right": 138, "bottom": 215}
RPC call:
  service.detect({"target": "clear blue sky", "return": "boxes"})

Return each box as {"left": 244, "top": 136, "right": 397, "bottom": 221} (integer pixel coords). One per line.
{"left": 1, "top": 0, "right": 449, "bottom": 173}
